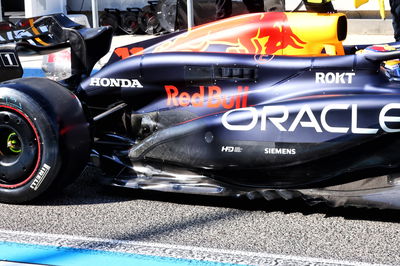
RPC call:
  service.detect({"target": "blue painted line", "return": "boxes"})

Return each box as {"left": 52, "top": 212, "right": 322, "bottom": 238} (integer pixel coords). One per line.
{"left": 22, "top": 68, "right": 99, "bottom": 78}
{"left": 0, "top": 241, "right": 241, "bottom": 266}
{"left": 22, "top": 68, "right": 45, "bottom": 78}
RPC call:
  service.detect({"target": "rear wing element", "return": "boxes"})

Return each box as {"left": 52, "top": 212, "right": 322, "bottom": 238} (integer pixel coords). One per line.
{"left": 0, "top": 14, "right": 81, "bottom": 54}
{"left": 0, "top": 14, "right": 113, "bottom": 84}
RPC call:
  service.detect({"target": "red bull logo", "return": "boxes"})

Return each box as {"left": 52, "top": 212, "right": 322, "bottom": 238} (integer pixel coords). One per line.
{"left": 165, "top": 85, "right": 249, "bottom": 109}
{"left": 255, "top": 13, "right": 307, "bottom": 54}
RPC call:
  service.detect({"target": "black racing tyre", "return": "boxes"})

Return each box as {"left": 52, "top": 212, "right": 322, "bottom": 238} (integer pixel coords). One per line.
{"left": 99, "top": 9, "right": 121, "bottom": 34}
{"left": 138, "top": 5, "right": 163, "bottom": 35}
{"left": 156, "top": 0, "right": 177, "bottom": 33}
{"left": 121, "top": 9, "right": 140, "bottom": 35}
{"left": 0, "top": 78, "right": 91, "bottom": 203}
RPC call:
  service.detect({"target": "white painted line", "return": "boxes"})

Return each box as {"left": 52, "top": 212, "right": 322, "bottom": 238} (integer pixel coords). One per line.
{"left": 0, "top": 229, "right": 386, "bottom": 266}
{"left": 0, "top": 262, "right": 46, "bottom": 266}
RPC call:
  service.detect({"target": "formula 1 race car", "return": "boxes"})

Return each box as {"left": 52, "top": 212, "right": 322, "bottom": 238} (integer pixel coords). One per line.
{"left": 2, "top": 6, "right": 400, "bottom": 210}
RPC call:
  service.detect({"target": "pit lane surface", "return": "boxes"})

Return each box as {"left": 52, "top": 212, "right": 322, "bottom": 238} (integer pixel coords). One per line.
{"left": 0, "top": 168, "right": 399, "bottom": 265}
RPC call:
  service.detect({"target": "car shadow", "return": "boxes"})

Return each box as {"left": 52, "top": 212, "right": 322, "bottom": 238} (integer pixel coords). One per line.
{"left": 114, "top": 187, "right": 400, "bottom": 223}
{"left": 31, "top": 167, "right": 400, "bottom": 223}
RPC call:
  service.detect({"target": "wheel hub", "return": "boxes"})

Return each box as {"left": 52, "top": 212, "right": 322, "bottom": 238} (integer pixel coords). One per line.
{"left": 6, "top": 132, "right": 21, "bottom": 154}
{"left": 0, "top": 110, "right": 39, "bottom": 185}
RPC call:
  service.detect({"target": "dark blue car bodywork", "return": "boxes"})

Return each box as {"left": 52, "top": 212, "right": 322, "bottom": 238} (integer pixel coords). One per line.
{"left": 2, "top": 12, "right": 400, "bottom": 208}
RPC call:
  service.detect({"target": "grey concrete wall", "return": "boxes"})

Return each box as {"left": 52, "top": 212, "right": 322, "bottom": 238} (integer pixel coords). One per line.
{"left": 348, "top": 19, "right": 394, "bottom": 35}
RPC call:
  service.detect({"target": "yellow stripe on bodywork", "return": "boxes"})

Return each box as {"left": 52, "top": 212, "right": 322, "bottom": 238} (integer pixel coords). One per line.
{"left": 29, "top": 18, "right": 49, "bottom": 46}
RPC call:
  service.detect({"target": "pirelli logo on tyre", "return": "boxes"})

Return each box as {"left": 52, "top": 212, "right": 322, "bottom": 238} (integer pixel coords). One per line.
{"left": 30, "top": 164, "right": 51, "bottom": 191}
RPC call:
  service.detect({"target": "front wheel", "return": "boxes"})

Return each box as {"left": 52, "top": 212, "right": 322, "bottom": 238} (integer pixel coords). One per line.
{"left": 0, "top": 79, "right": 91, "bottom": 203}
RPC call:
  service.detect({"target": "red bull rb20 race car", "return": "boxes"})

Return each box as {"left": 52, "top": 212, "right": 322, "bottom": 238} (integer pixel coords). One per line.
{"left": 2, "top": 8, "right": 400, "bottom": 209}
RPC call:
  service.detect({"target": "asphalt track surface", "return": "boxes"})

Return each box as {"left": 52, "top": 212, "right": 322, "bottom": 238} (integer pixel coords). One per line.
{"left": 0, "top": 167, "right": 398, "bottom": 265}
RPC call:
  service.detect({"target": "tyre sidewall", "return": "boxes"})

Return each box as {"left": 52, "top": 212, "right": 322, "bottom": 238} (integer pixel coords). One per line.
{"left": 0, "top": 88, "right": 61, "bottom": 203}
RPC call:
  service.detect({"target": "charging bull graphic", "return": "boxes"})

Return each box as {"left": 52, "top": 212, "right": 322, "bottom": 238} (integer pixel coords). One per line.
{"left": 153, "top": 12, "right": 307, "bottom": 55}
{"left": 111, "top": 12, "right": 345, "bottom": 61}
